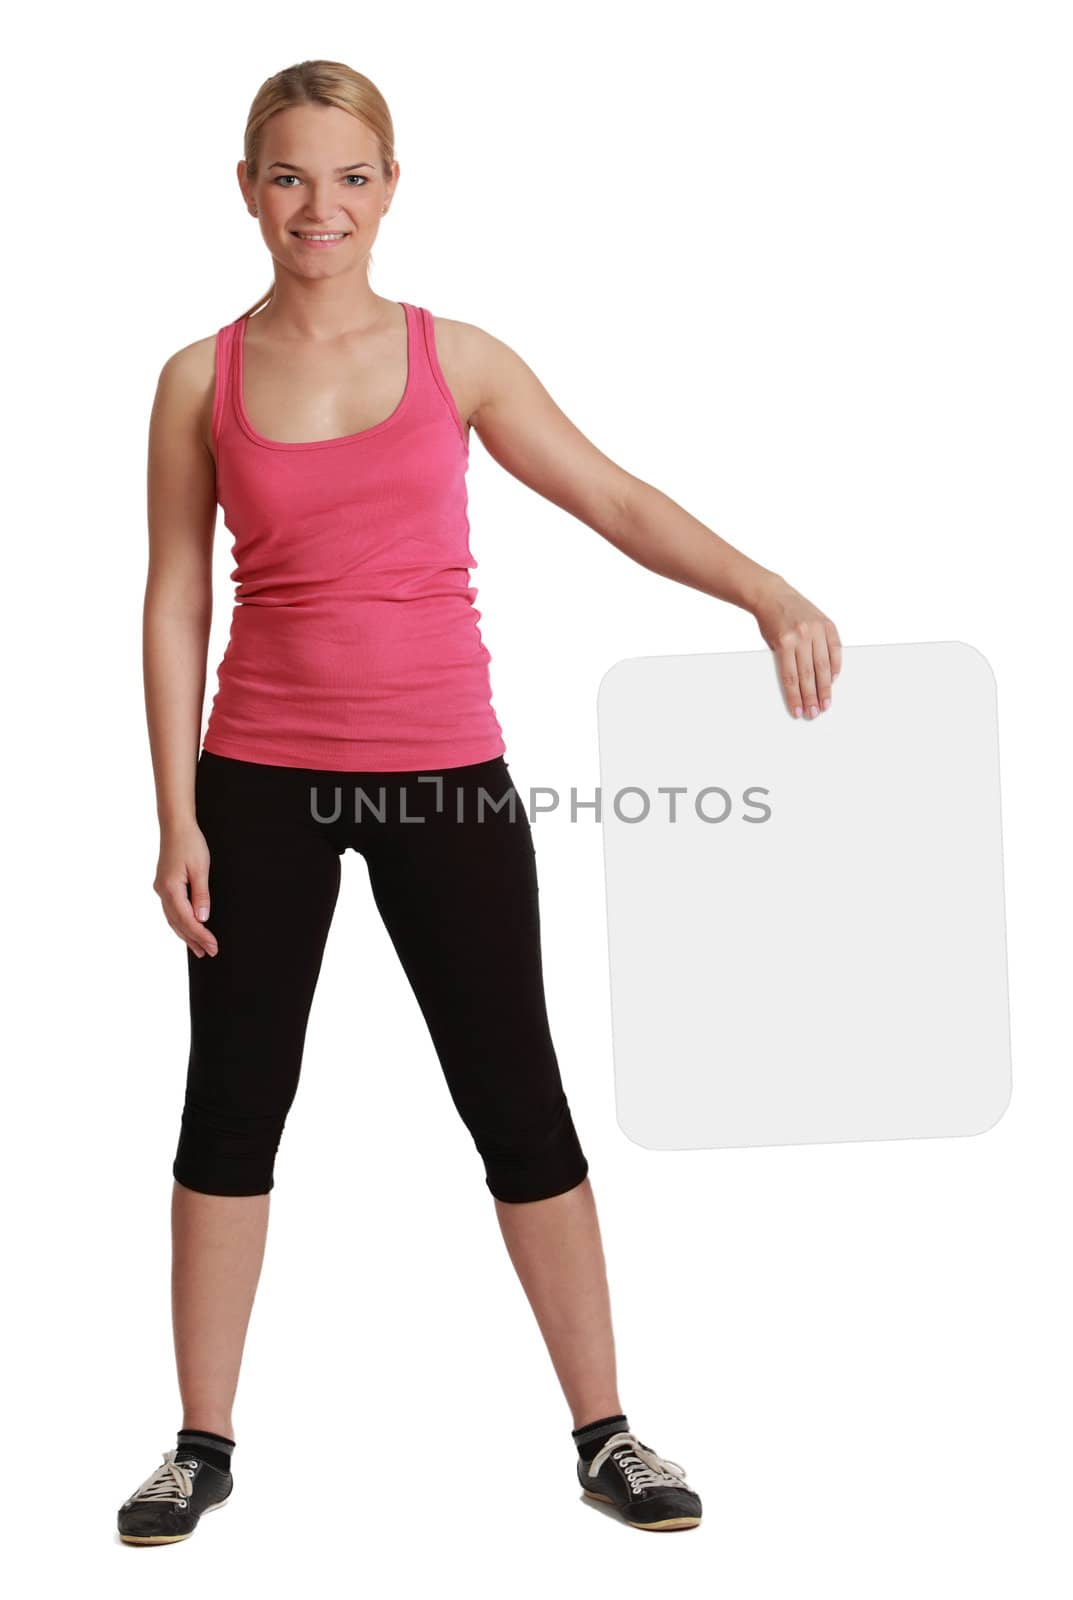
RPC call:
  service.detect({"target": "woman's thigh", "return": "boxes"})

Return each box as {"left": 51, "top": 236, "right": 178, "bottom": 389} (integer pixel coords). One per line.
{"left": 356, "top": 757, "right": 589, "bottom": 1202}
{"left": 175, "top": 752, "right": 344, "bottom": 1195}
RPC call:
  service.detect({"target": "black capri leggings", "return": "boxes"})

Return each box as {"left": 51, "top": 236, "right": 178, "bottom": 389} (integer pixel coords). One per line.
{"left": 173, "top": 749, "right": 589, "bottom": 1204}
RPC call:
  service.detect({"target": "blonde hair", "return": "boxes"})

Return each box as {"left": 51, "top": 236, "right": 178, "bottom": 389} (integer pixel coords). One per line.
{"left": 236, "top": 59, "right": 396, "bottom": 321}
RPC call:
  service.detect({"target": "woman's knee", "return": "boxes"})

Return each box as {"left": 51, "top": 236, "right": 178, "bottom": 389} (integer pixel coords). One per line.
{"left": 172, "top": 1096, "right": 285, "bottom": 1197}
{"left": 478, "top": 1094, "right": 590, "bottom": 1204}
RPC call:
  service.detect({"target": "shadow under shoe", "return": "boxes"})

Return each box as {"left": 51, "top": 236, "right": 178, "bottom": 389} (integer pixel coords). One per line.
{"left": 577, "top": 1430, "right": 702, "bottom": 1531}
{"left": 117, "top": 1447, "right": 233, "bottom": 1545}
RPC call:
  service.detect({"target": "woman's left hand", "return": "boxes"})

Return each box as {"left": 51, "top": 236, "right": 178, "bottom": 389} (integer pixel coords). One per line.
{"left": 751, "top": 575, "right": 842, "bottom": 719}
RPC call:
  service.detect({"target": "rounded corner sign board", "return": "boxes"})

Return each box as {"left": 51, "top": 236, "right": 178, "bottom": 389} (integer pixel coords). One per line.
{"left": 596, "top": 641, "right": 1011, "bottom": 1150}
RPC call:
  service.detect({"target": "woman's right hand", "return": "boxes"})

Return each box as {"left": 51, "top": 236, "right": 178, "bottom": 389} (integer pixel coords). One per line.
{"left": 154, "top": 823, "right": 219, "bottom": 958}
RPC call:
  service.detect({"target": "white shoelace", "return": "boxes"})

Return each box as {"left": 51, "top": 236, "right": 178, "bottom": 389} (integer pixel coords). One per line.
{"left": 587, "top": 1431, "right": 691, "bottom": 1491}
{"left": 122, "top": 1448, "right": 197, "bottom": 1507}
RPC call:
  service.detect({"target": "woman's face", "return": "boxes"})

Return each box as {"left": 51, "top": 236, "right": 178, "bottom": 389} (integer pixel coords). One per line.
{"left": 240, "top": 102, "right": 397, "bottom": 280}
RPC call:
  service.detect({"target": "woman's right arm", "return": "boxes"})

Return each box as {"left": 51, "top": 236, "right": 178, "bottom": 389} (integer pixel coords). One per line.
{"left": 144, "top": 340, "right": 220, "bottom": 959}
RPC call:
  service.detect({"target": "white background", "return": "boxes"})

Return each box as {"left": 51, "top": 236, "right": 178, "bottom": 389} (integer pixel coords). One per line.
{"left": 3, "top": 1, "right": 1070, "bottom": 1594}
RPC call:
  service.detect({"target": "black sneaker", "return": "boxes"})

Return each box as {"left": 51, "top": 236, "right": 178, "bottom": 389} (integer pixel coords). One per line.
{"left": 117, "top": 1447, "right": 233, "bottom": 1545}
{"left": 577, "top": 1429, "right": 702, "bottom": 1531}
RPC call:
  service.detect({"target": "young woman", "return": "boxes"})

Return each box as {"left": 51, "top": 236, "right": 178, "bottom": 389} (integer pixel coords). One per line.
{"left": 120, "top": 59, "right": 841, "bottom": 1546}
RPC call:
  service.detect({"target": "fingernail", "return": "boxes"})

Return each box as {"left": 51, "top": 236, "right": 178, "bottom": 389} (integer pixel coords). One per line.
{"left": 822, "top": 697, "right": 831, "bottom": 710}
{"left": 793, "top": 706, "right": 803, "bottom": 718}
{"left": 196, "top": 907, "right": 209, "bottom": 921}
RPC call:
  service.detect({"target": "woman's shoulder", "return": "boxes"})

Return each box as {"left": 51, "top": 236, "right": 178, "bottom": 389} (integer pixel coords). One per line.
{"left": 427, "top": 311, "right": 546, "bottom": 431}
{"left": 156, "top": 329, "right": 220, "bottom": 393}
{"left": 426, "top": 310, "right": 495, "bottom": 362}
{"left": 424, "top": 312, "right": 516, "bottom": 429}
{"left": 153, "top": 331, "right": 222, "bottom": 458}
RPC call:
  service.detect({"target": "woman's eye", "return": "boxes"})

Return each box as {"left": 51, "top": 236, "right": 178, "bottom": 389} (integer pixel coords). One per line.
{"left": 270, "top": 174, "right": 367, "bottom": 187}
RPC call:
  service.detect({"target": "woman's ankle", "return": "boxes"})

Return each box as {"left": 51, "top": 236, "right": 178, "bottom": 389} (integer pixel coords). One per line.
{"left": 180, "top": 1420, "right": 235, "bottom": 1441}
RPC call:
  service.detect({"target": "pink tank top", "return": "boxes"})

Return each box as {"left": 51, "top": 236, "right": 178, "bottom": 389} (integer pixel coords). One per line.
{"left": 201, "top": 301, "right": 506, "bottom": 771}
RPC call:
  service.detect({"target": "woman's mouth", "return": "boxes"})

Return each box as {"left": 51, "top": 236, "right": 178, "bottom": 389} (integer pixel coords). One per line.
{"left": 291, "top": 231, "right": 350, "bottom": 249}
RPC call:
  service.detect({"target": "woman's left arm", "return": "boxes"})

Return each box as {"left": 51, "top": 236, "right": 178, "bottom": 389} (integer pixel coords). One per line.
{"left": 464, "top": 324, "right": 843, "bottom": 720}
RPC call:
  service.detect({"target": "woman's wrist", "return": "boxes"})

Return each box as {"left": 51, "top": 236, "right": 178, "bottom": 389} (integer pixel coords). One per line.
{"left": 158, "top": 806, "right": 198, "bottom": 834}
{"left": 740, "top": 565, "right": 786, "bottom": 615}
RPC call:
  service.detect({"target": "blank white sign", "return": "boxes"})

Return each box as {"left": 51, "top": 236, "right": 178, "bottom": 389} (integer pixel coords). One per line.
{"left": 596, "top": 642, "right": 1011, "bottom": 1149}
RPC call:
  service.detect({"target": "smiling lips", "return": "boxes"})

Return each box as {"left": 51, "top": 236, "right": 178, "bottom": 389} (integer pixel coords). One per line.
{"left": 289, "top": 233, "right": 348, "bottom": 251}
{"left": 290, "top": 230, "right": 350, "bottom": 249}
